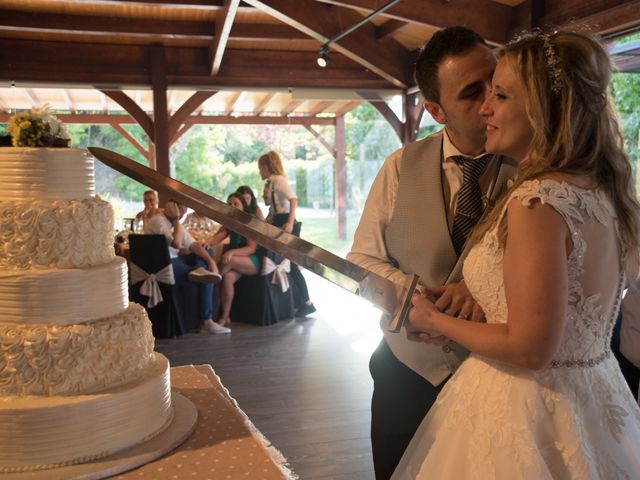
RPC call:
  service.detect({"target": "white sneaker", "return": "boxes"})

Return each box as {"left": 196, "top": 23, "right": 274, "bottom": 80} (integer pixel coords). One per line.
{"left": 188, "top": 267, "right": 222, "bottom": 285}
{"left": 199, "top": 322, "right": 231, "bottom": 334}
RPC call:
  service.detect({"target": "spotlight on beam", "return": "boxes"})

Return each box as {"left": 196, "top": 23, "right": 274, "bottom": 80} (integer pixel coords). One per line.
{"left": 317, "top": 46, "right": 329, "bottom": 68}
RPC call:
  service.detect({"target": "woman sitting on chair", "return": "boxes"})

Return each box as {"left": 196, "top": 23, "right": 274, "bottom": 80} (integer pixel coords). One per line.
{"left": 236, "top": 185, "right": 265, "bottom": 221}
{"left": 205, "top": 193, "right": 261, "bottom": 327}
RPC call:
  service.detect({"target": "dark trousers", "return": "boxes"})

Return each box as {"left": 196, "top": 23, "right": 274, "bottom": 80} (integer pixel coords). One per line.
{"left": 369, "top": 339, "right": 446, "bottom": 480}
{"left": 271, "top": 213, "right": 310, "bottom": 308}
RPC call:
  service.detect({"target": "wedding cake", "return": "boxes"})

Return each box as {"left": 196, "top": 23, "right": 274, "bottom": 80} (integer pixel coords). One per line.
{"left": 0, "top": 147, "right": 174, "bottom": 473}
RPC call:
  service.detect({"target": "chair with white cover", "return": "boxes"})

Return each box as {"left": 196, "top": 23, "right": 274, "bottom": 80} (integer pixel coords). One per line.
{"left": 231, "top": 250, "right": 294, "bottom": 326}
{"left": 129, "top": 234, "right": 183, "bottom": 338}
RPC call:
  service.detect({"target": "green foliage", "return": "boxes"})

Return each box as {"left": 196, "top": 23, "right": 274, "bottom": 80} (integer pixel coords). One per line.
{"left": 612, "top": 72, "right": 640, "bottom": 166}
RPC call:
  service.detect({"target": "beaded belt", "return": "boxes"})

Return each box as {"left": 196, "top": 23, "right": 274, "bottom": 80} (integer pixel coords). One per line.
{"left": 549, "top": 350, "right": 611, "bottom": 368}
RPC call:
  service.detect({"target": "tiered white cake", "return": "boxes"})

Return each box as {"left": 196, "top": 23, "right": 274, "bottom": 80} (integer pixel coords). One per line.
{"left": 0, "top": 148, "right": 174, "bottom": 473}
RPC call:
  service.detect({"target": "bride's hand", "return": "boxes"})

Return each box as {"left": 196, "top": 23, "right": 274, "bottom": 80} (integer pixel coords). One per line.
{"left": 423, "top": 281, "right": 485, "bottom": 323}
{"left": 405, "top": 291, "right": 444, "bottom": 341}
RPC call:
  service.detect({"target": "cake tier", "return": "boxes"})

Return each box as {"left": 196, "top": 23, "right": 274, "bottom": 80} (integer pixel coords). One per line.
{"left": 0, "top": 148, "right": 95, "bottom": 201}
{"left": 0, "top": 302, "right": 154, "bottom": 396}
{"left": 0, "top": 353, "right": 173, "bottom": 473}
{"left": 0, "top": 256, "right": 128, "bottom": 326}
{"left": 0, "top": 196, "right": 115, "bottom": 270}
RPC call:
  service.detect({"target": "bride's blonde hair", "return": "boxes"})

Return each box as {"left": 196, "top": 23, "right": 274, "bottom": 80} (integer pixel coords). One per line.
{"left": 470, "top": 31, "right": 640, "bottom": 276}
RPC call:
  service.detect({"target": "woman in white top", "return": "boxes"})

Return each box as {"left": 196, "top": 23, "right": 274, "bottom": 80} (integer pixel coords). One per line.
{"left": 258, "top": 150, "right": 316, "bottom": 317}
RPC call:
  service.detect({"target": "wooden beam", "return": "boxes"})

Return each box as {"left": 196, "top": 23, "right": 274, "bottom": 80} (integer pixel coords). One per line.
{"left": 210, "top": 0, "right": 240, "bottom": 76}
{"left": 168, "top": 90, "right": 216, "bottom": 139}
{"left": 243, "top": 0, "right": 413, "bottom": 88}
{"left": 542, "top": 0, "right": 640, "bottom": 37}
{"left": 369, "top": 100, "right": 402, "bottom": 141}
{"left": 305, "top": 125, "right": 334, "bottom": 155}
{"left": 23, "top": 88, "right": 39, "bottom": 108}
{"left": 170, "top": 123, "right": 195, "bottom": 146}
{"left": 335, "top": 115, "right": 347, "bottom": 240}
{"left": 167, "top": 90, "right": 176, "bottom": 114}
{"left": 254, "top": 92, "right": 275, "bottom": 115}
{"left": 62, "top": 89, "right": 77, "bottom": 113}
{"left": 151, "top": 45, "right": 170, "bottom": 176}
{"left": 403, "top": 92, "right": 423, "bottom": 145}
{"left": 280, "top": 100, "right": 302, "bottom": 116}
{"left": 183, "top": 115, "right": 336, "bottom": 126}
{"left": 110, "top": 123, "right": 150, "bottom": 162}
{"left": 101, "top": 90, "right": 154, "bottom": 139}
{"left": 224, "top": 91, "right": 242, "bottom": 114}
{"left": 332, "top": 101, "right": 360, "bottom": 116}
{"left": 0, "top": 112, "right": 336, "bottom": 126}
{"left": 313, "top": 0, "right": 513, "bottom": 45}
{"left": 306, "top": 101, "right": 332, "bottom": 116}
{"left": 1, "top": 39, "right": 395, "bottom": 90}
{"left": 376, "top": 19, "right": 408, "bottom": 40}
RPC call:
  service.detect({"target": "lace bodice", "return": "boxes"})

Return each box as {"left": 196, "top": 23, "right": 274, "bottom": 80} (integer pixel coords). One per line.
{"left": 464, "top": 179, "right": 623, "bottom": 366}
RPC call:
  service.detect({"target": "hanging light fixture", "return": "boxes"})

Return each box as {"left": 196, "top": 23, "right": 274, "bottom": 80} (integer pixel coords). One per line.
{"left": 315, "top": 0, "right": 400, "bottom": 67}
{"left": 317, "top": 46, "right": 329, "bottom": 67}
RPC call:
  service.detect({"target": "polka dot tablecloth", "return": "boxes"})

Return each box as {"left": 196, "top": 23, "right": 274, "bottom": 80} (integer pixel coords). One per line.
{"left": 114, "top": 365, "right": 296, "bottom": 480}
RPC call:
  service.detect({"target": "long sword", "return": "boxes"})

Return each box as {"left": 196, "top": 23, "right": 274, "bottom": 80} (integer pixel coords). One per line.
{"left": 90, "top": 147, "right": 416, "bottom": 331}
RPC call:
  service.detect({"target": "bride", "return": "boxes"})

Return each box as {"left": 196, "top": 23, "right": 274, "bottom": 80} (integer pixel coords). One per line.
{"left": 392, "top": 31, "right": 640, "bottom": 479}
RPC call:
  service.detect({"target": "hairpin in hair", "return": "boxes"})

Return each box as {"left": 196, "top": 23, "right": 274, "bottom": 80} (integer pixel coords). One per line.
{"left": 541, "top": 33, "right": 563, "bottom": 94}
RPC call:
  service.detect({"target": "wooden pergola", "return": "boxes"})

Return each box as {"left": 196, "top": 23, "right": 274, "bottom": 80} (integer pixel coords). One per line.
{"left": 1, "top": 0, "right": 639, "bottom": 237}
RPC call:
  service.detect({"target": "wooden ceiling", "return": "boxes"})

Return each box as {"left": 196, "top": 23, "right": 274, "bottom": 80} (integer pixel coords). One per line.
{"left": 1, "top": 0, "right": 639, "bottom": 117}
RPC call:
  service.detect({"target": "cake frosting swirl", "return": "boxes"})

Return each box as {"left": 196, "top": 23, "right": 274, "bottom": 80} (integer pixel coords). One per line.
{"left": 0, "top": 196, "right": 115, "bottom": 270}
{"left": 0, "top": 302, "right": 154, "bottom": 396}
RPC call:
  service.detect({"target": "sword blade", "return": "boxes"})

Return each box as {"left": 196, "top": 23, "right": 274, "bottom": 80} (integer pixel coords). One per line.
{"left": 90, "top": 147, "right": 414, "bottom": 325}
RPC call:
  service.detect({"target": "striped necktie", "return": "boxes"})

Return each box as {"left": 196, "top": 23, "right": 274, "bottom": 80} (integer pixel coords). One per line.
{"left": 450, "top": 154, "right": 491, "bottom": 255}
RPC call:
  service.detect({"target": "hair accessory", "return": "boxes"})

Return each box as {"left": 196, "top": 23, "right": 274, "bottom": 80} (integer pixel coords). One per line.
{"left": 541, "top": 33, "right": 563, "bottom": 94}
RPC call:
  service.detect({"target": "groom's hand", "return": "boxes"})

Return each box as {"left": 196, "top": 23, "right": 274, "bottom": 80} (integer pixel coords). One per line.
{"left": 423, "top": 281, "right": 485, "bottom": 323}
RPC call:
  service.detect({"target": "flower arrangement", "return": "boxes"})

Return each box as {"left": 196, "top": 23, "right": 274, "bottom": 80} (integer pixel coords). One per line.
{"left": 7, "top": 106, "right": 70, "bottom": 147}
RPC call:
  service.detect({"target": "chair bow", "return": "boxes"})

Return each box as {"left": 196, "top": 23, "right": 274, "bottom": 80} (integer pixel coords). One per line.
{"left": 129, "top": 262, "right": 175, "bottom": 308}
{"left": 261, "top": 256, "right": 291, "bottom": 292}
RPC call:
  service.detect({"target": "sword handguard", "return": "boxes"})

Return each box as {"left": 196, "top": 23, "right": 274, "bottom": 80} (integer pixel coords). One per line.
{"left": 387, "top": 274, "right": 419, "bottom": 333}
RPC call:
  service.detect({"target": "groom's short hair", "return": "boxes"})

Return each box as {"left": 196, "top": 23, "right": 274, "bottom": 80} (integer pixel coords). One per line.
{"left": 415, "top": 26, "right": 488, "bottom": 103}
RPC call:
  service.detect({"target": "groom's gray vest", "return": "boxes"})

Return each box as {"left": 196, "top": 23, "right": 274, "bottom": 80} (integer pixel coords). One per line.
{"left": 383, "top": 131, "right": 514, "bottom": 385}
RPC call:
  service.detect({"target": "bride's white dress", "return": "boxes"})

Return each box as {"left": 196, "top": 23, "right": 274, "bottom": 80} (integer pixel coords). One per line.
{"left": 392, "top": 180, "right": 640, "bottom": 479}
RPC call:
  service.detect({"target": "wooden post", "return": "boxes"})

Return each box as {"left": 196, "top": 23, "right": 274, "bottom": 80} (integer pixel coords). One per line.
{"left": 151, "top": 45, "right": 170, "bottom": 179}
{"left": 335, "top": 115, "right": 347, "bottom": 240}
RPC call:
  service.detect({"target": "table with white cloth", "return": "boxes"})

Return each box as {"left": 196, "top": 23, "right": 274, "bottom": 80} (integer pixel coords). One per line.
{"left": 112, "top": 364, "right": 295, "bottom": 480}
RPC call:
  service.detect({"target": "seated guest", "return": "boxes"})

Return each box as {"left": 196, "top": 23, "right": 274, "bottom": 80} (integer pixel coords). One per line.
{"left": 236, "top": 185, "right": 265, "bottom": 221}
{"left": 135, "top": 189, "right": 161, "bottom": 230}
{"left": 204, "top": 193, "right": 260, "bottom": 327}
{"left": 145, "top": 201, "right": 229, "bottom": 334}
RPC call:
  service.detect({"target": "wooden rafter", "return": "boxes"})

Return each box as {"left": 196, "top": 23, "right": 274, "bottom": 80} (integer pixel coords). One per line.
{"left": 101, "top": 90, "right": 154, "bottom": 139}
{"left": 254, "top": 92, "right": 275, "bottom": 115}
{"left": 61, "top": 89, "right": 76, "bottom": 113}
{"left": 332, "top": 101, "right": 359, "bottom": 116}
{"left": 305, "top": 125, "right": 334, "bottom": 155}
{"left": 280, "top": 99, "right": 302, "bottom": 116}
{"left": 23, "top": 88, "right": 39, "bottom": 108}
{"left": 243, "top": 0, "right": 413, "bottom": 88}
{"left": 209, "top": 0, "right": 240, "bottom": 76}
{"left": 110, "top": 123, "right": 150, "bottom": 161}
{"left": 376, "top": 19, "right": 408, "bottom": 40}
{"left": 168, "top": 90, "right": 216, "bottom": 139}
{"left": 224, "top": 91, "right": 242, "bottom": 115}
{"left": 313, "top": 0, "right": 513, "bottom": 45}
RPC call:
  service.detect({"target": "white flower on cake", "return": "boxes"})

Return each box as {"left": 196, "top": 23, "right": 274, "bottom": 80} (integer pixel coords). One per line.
{"left": 7, "top": 105, "right": 70, "bottom": 147}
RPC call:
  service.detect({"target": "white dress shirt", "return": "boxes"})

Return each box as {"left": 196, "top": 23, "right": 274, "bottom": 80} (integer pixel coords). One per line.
{"left": 348, "top": 128, "right": 501, "bottom": 287}
{"left": 144, "top": 214, "right": 195, "bottom": 259}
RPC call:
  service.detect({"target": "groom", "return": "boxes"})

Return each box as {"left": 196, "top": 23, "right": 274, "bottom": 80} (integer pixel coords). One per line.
{"left": 347, "top": 27, "right": 516, "bottom": 479}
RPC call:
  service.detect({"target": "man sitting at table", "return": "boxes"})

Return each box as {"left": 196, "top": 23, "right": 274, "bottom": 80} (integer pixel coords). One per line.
{"left": 145, "top": 200, "right": 230, "bottom": 334}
